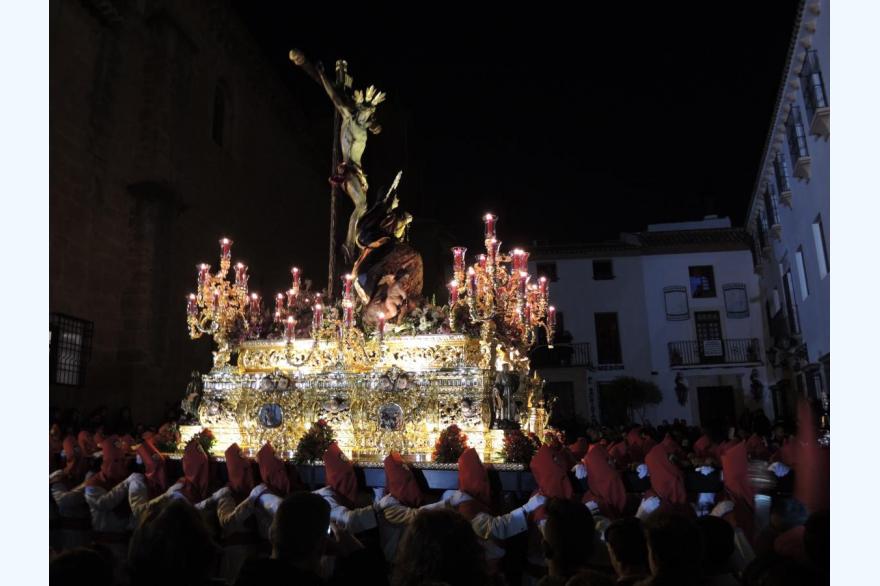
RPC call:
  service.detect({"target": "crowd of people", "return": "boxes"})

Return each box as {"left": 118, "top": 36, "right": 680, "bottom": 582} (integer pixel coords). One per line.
{"left": 48, "top": 400, "right": 829, "bottom": 585}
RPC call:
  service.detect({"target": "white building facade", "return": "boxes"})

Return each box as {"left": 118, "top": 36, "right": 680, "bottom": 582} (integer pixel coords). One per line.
{"left": 530, "top": 217, "right": 772, "bottom": 427}
{"left": 744, "top": 0, "right": 829, "bottom": 422}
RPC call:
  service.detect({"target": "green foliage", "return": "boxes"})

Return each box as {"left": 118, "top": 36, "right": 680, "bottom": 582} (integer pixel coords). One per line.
{"left": 600, "top": 376, "right": 663, "bottom": 423}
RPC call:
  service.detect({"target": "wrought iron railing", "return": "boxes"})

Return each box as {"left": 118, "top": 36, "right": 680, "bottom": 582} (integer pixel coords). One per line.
{"left": 530, "top": 342, "right": 592, "bottom": 368}
{"left": 668, "top": 338, "right": 761, "bottom": 367}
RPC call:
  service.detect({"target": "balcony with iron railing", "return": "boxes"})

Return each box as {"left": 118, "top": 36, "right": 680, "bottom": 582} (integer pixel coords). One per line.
{"left": 668, "top": 338, "right": 762, "bottom": 368}
{"left": 530, "top": 342, "right": 593, "bottom": 369}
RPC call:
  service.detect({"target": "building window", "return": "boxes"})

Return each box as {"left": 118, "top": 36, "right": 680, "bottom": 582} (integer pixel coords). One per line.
{"left": 594, "top": 312, "right": 623, "bottom": 365}
{"left": 800, "top": 49, "right": 829, "bottom": 122}
{"left": 786, "top": 105, "right": 810, "bottom": 167}
{"left": 536, "top": 262, "right": 558, "bottom": 283}
{"left": 212, "top": 82, "right": 228, "bottom": 146}
{"left": 754, "top": 217, "right": 768, "bottom": 250}
{"left": 688, "top": 265, "right": 716, "bottom": 298}
{"left": 50, "top": 313, "right": 94, "bottom": 387}
{"left": 663, "top": 286, "right": 689, "bottom": 321}
{"left": 722, "top": 283, "right": 749, "bottom": 319}
{"left": 773, "top": 152, "right": 792, "bottom": 195}
{"left": 812, "top": 215, "right": 829, "bottom": 279}
{"left": 592, "top": 259, "right": 614, "bottom": 280}
{"left": 795, "top": 246, "right": 810, "bottom": 300}
{"left": 763, "top": 187, "right": 780, "bottom": 227}
{"left": 782, "top": 270, "right": 801, "bottom": 334}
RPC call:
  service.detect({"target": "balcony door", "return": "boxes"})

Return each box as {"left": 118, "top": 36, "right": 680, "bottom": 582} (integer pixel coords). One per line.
{"left": 697, "top": 386, "right": 736, "bottom": 427}
{"left": 695, "top": 311, "right": 724, "bottom": 364}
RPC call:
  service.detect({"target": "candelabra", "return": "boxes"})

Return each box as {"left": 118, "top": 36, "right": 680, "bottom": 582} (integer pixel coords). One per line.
{"left": 187, "top": 238, "right": 251, "bottom": 368}
{"left": 447, "top": 214, "right": 556, "bottom": 353}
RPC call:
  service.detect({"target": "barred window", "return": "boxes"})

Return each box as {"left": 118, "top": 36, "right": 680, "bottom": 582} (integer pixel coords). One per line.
{"left": 49, "top": 313, "right": 94, "bottom": 387}
{"left": 786, "top": 105, "right": 810, "bottom": 166}
{"left": 799, "top": 49, "right": 829, "bottom": 121}
{"left": 763, "top": 186, "right": 780, "bottom": 227}
{"left": 773, "top": 152, "right": 792, "bottom": 194}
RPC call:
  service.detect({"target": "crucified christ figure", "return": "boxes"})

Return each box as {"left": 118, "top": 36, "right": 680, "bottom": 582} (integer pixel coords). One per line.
{"left": 289, "top": 49, "right": 384, "bottom": 263}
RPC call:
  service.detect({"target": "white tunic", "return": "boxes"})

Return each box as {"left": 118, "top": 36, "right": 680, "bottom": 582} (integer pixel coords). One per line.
{"left": 313, "top": 487, "right": 378, "bottom": 534}
{"left": 84, "top": 479, "right": 135, "bottom": 533}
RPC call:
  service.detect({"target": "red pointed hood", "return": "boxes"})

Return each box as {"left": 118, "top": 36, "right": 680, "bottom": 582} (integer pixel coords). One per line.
{"left": 566, "top": 437, "right": 589, "bottom": 461}
{"left": 530, "top": 445, "right": 574, "bottom": 500}
{"left": 257, "top": 442, "right": 290, "bottom": 497}
{"left": 457, "top": 448, "right": 492, "bottom": 518}
{"left": 136, "top": 439, "right": 168, "bottom": 497}
{"left": 323, "top": 442, "right": 358, "bottom": 508}
{"left": 177, "top": 439, "right": 210, "bottom": 503}
{"left": 745, "top": 434, "right": 770, "bottom": 460}
{"left": 583, "top": 444, "right": 627, "bottom": 518}
{"left": 87, "top": 436, "right": 129, "bottom": 490}
{"left": 78, "top": 430, "right": 97, "bottom": 456}
{"left": 225, "top": 443, "right": 255, "bottom": 497}
{"left": 384, "top": 451, "right": 426, "bottom": 507}
{"left": 794, "top": 400, "right": 829, "bottom": 513}
{"left": 645, "top": 444, "right": 687, "bottom": 506}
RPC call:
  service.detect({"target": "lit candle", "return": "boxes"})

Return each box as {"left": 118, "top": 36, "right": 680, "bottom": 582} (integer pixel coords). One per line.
{"left": 285, "top": 316, "right": 296, "bottom": 341}
{"left": 286, "top": 289, "right": 296, "bottom": 309}
{"left": 219, "top": 238, "right": 233, "bottom": 260}
{"left": 520, "top": 250, "right": 530, "bottom": 272}
{"left": 291, "top": 267, "right": 301, "bottom": 295}
{"left": 186, "top": 294, "right": 198, "bottom": 317}
{"left": 377, "top": 311, "right": 386, "bottom": 339}
{"left": 342, "top": 274, "right": 353, "bottom": 301}
{"left": 487, "top": 238, "right": 501, "bottom": 264}
{"left": 313, "top": 303, "right": 323, "bottom": 331}
{"left": 518, "top": 271, "right": 529, "bottom": 296}
{"left": 452, "top": 247, "right": 467, "bottom": 275}
{"left": 274, "top": 310, "right": 282, "bottom": 323}
{"left": 512, "top": 249, "right": 524, "bottom": 272}
{"left": 197, "top": 264, "right": 211, "bottom": 287}
{"left": 548, "top": 305, "right": 557, "bottom": 327}
{"left": 477, "top": 254, "right": 487, "bottom": 270}
{"left": 447, "top": 280, "right": 459, "bottom": 306}
{"left": 484, "top": 213, "right": 497, "bottom": 239}
{"left": 234, "top": 263, "right": 248, "bottom": 288}
{"left": 275, "top": 293, "right": 284, "bottom": 314}
{"left": 467, "top": 267, "right": 477, "bottom": 296}
{"left": 538, "top": 276, "right": 548, "bottom": 298}
{"left": 343, "top": 304, "right": 353, "bottom": 328}
{"left": 249, "top": 292, "right": 260, "bottom": 314}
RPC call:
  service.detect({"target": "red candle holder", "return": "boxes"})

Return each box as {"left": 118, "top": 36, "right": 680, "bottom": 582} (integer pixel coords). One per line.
{"left": 447, "top": 280, "right": 459, "bottom": 306}
{"left": 538, "top": 276, "right": 548, "bottom": 298}
{"left": 484, "top": 213, "right": 497, "bottom": 239}
{"left": 219, "top": 238, "right": 233, "bottom": 261}
{"left": 286, "top": 289, "right": 296, "bottom": 309}
{"left": 518, "top": 271, "right": 528, "bottom": 296}
{"left": 313, "top": 303, "right": 323, "bottom": 332}
{"left": 234, "top": 263, "right": 248, "bottom": 288}
{"left": 197, "top": 264, "right": 211, "bottom": 288}
{"left": 249, "top": 293, "right": 260, "bottom": 314}
{"left": 477, "top": 254, "right": 487, "bottom": 270}
{"left": 285, "top": 316, "right": 296, "bottom": 341}
{"left": 467, "top": 268, "right": 477, "bottom": 297}
{"left": 343, "top": 304, "right": 354, "bottom": 329}
{"left": 211, "top": 290, "right": 221, "bottom": 311}
{"left": 452, "top": 247, "right": 467, "bottom": 275}
{"left": 186, "top": 294, "right": 198, "bottom": 317}
{"left": 291, "top": 267, "right": 301, "bottom": 295}
{"left": 342, "top": 274, "right": 354, "bottom": 301}
{"left": 275, "top": 293, "right": 284, "bottom": 315}
{"left": 377, "top": 311, "right": 386, "bottom": 339}
{"left": 548, "top": 306, "right": 557, "bottom": 327}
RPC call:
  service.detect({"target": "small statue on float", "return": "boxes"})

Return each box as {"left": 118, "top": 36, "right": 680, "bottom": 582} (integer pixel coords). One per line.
{"left": 180, "top": 370, "right": 203, "bottom": 424}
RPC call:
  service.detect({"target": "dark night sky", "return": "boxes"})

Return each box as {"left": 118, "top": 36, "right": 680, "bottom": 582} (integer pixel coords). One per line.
{"left": 234, "top": 3, "right": 799, "bottom": 285}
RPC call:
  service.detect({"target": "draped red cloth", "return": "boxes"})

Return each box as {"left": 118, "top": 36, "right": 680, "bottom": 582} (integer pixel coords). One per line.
{"left": 225, "top": 443, "right": 255, "bottom": 500}
{"left": 177, "top": 439, "right": 210, "bottom": 504}
{"left": 86, "top": 436, "right": 129, "bottom": 490}
{"left": 136, "top": 439, "right": 168, "bottom": 498}
{"left": 745, "top": 433, "right": 770, "bottom": 460}
{"left": 774, "top": 525, "right": 807, "bottom": 561}
{"left": 457, "top": 448, "right": 492, "bottom": 520}
{"left": 608, "top": 441, "right": 629, "bottom": 467}
{"left": 625, "top": 428, "right": 646, "bottom": 463}
{"left": 660, "top": 433, "right": 685, "bottom": 460}
{"left": 567, "top": 438, "right": 589, "bottom": 461}
{"left": 770, "top": 437, "right": 798, "bottom": 467}
{"left": 57, "top": 435, "right": 90, "bottom": 486}
{"left": 78, "top": 430, "right": 97, "bottom": 457}
{"left": 645, "top": 445, "right": 687, "bottom": 507}
{"left": 794, "top": 400, "right": 830, "bottom": 514}
{"left": 324, "top": 442, "right": 358, "bottom": 509}
{"left": 693, "top": 434, "right": 717, "bottom": 460}
{"left": 384, "top": 451, "right": 425, "bottom": 507}
{"left": 721, "top": 441, "right": 756, "bottom": 541}
{"left": 530, "top": 445, "right": 575, "bottom": 522}
{"left": 582, "top": 444, "right": 627, "bottom": 519}
{"left": 257, "top": 442, "right": 290, "bottom": 497}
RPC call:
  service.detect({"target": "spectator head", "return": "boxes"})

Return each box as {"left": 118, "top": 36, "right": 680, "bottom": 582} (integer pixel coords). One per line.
{"left": 392, "top": 508, "right": 487, "bottom": 586}
{"left": 127, "top": 499, "right": 220, "bottom": 586}
{"left": 270, "top": 492, "right": 330, "bottom": 569}
{"left": 698, "top": 515, "right": 735, "bottom": 576}
{"left": 51, "top": 548, "right": 113, "bottom": 585}
{"left": 542, "top": 498, "right": 596, "bottom": 578}
{"left": 604, "top": 517, "right": 648, "bottom": 578}
{"left": 643, "top": 513, "right": 703, "bottom": 581}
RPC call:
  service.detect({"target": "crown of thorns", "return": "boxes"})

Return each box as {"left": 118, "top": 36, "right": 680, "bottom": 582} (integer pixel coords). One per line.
{"left": 354, "top": 85, "right": 386, "bottom": 107}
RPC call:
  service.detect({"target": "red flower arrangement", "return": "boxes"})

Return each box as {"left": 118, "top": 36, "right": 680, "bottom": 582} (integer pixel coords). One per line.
{"left": 501, "top": 429, "right": 542, "bottom": 464}
{"left": 193, "top": 428, "right": 216, "bottom": 454}
{"left": 294, "top": 419, "right": 335, "bottom": 463}
{"left": 154, "top": 422, "right": 182, "bottom": 453}
{"left": 432, "top": 424, "right": 469, "bottom": 463}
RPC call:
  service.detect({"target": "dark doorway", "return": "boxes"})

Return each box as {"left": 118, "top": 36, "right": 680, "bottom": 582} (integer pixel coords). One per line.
{"left": 695, "top": 311, "right": 724, "bottom": 364}
{"left": 598, "top": 382, "right": 627, "bottom": 427}
{"left": 697, "top": 386, "right": 736, "bottom": 427}
{"left": 545, "top": 381, "right": 576, "bottom": 430}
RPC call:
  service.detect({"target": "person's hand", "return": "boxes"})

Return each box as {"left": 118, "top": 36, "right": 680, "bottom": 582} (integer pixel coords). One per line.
{"left": 248, "top": 483, "right": 269, "bottom": 502}
{"left": 288, "top": 49, "right": 305, "bottom": 66}
{"left": 696, "top": 465, "right": 714, "bottom": 476}
{"left": 49, "top": 470, "right": 66, "bottom": 484}
{"left": 636, "top": 464, "right": 649, "bottom": 479}
{"left": 329, "top": 522, "right": 365, "bottom": 557}
{"left": 768, "top": 462, "right": 791, "bottom": 477}
{"left": 584, "top": 500, "right": 600, "bottom": 515}
{"left": 573, "top": 463, "right": 587, "bottom": 480}
{"left": 442, "top": 490, "right": 472, "bottom": 507}
{"left": 522, "top": 494, "right": 546, "bottom": 514}
{"left": 378, "top": 494, "right": 401, "bottom": 510}
{"left": 372, "top": 487, "right": 387, "bottom": 503}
